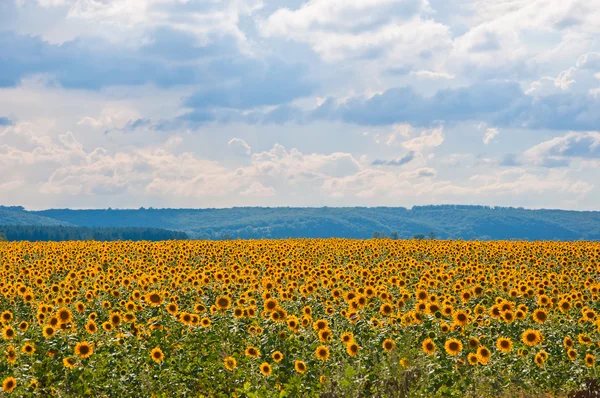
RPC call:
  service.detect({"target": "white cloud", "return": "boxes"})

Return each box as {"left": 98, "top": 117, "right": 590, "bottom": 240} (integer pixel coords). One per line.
{"left": 448, "top": 0, "right": 600, "bottom": 76}
{"left": 524, "top": 131, "right": 600, "bottom": 166}
{"left": 77, "top": 106, "right": 140, "bottom": 129}
{"left": 402, "top": 126, "right": 444, "bottom": 152}
{"left": 240, "top": 182, "right": 276, "bottom": 197}
{"left": 527, "top": 52, "right": 600, "bottom": 97}
{"left": 384, "top": 124, "right": 412, "bottom": 146}
{"left": 260, "top": 0, "right": 451, "bottom": 68}
{"left": 19, "top": 0, "right": 265, "bottom": 49}
{"left": 412, "top": 70, "right": 456, "bottom": 80}
{"left": 483, "top": 127, "right": 499, "bottom": 144}
{"left": 228, "top": 137, "right": 252, "bottom": 156}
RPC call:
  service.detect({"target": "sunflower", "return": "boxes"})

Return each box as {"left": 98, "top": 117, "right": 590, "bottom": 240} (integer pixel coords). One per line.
{"left": 346, "top": 342, "right": 360, "bottom": 357}
{"left": 42, "top": 325, "right": 55, "bottom": 338}
{"left": 7, "top": 345, "right": 16, "bottom": 364}
{"left": 110, "top": 313, "right": 122, "bottom": 327}
{"left": 578, "top": 333, "right": 592, "bottom": 345}
{"left": 245, "top": 346, "right": 260, "bottom": 358}
{"left": 215, "top": 296, "right": 231, "bottom": 311}
{"left": 146, "top": 292, "right": 163, "bottom": 307}
{"left": 313, "top": 319, "right": 329, "bottom": 331}
{"left": 2, "top": 326, "right": 15, "bottom": 340}
{"left": 502, "top": 311, "right": 515, "bottom": 323}
{"left": 341, "top": 332, "right": 354, "bottom": 344}
{"left": 0, "top": 311, "right": 12, "bottom": 323}
{"left": 18, "top": 322, "right": 28, "bottom": 332}
{"left": 467, "top": 353, "right": 478, "bottom": 365}
{"left": 200, "top": 317, "right": 211, "bottom": 328}
{"left": 534, "top": 351, "right": 546, "bottom": 367}
{"left": 233, "top": 308, "right": 244, "bottom": 319}
{"left": 315, "top": 345, "right": 330, "bottom": 361}
{"left": 291, "top": 359, "right": 306, "bottom": 374}
{"left": 585, "top": 353, "right": 595, "bottom": 367}
{"left": 445, "top": 339, "right": 463, "bottom": 356}
{"left": 567, "top": 349, "right": 577, "bottom": 361}
{"left": 224, "top": 356, "right": 237, "bottom": 371}
{"left": 532, "top": 309, "right": 548, "bottom": 324}
{"left": 477, "top": 346, "right": 491, "bottom": 364}
{"left": 422, "top": 338, "right": 436, "bottom": 355}
{"left": 440, "top": 323, "right": 450, "bottom": 333}
{"left": 518, "top": 348, "right": 529, "bottom": 357}
{"left": 564, "top": 336, "right": 574, "bottom": 348}
{"left": 521, "top": 329, "right": 542, "bottom": 346}
{"left": 75, "top": 302, "right": 85, "bottom": 313}
{"left": 2, "top": 376, "right": 16, "bottom": 393}
{"left": 180, "top": 312, "right": 193, "bottom": 325}
{"left": 259, "top": 362, "right": 272, "bottom": 376}
{"left": 166, "top": 303, "right": 178, "bottom": 315}
{"left": 318, "top": 329, "right": 332, "bottom": 343}
{"left": 264, "top": 298, "right": 278, "bottom": 312}
{"left": 56, "top": 307, "right": 72, "bottom": 323}
{"left": 150, "top": 347, "right": 164, "bottom": 363}
{"left": 380, "top": 303, "right": 393, "bottom": 316}
{"left": 102, "top": 322, "right": 113, "bottom": 332}
{"left": 22, "top": 343, "right": 35, "bottom": 355}
{"left": 453, "top": 310, "right": 469, "bottom": 326}
{"left": 558, "top": 299, "right": 571, "bottom": 312}
{"left": 468, "top": 337, "right": 479, "bottom": 349}
{"left": 74, "top": 342, "right": 93, "bottom": 359}
{"left": 272, "top": 351, "right": 284, "bottom": 363}
{"left": 382, "top": 339, "right": 395, "bottom": 352}
{"left": 496, "top": 337, "right": 513, "bottom": 353}
{"left": 63, "top": 356, "right": 77, "bottom": 369}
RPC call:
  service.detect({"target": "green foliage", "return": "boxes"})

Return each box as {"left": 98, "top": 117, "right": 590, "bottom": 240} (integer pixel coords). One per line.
{"left": 0, "top": 225, "right": 188, "bottom": 241}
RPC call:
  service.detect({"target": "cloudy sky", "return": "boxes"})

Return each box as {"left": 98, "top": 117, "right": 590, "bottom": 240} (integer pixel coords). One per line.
{"left": 1, "top": 0, "right": 599, "bottom": 210}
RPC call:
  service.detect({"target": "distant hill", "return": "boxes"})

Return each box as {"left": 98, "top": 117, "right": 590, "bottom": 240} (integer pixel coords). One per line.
{"left": 0, "top": 205, "right": 593, "bottom": 241}
{"left": 0, "top": 206, "right": 74, "bottom": 226}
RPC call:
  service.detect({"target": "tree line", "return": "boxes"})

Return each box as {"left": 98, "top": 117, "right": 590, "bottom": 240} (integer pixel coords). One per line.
{"left": 0, "top": 226, "right": 188, "bottom": 242}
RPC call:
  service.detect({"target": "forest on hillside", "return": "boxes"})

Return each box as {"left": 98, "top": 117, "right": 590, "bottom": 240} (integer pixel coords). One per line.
{"left": 0, "top": 225, "right": 188, "bottom": 242}
{"left": 1, "top": 205, "right": 598, "bottom": 241}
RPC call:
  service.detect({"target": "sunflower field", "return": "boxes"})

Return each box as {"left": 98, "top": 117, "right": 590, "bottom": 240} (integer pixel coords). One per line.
{"left": 1, "top": 239, "right": 600, "bottom": 397}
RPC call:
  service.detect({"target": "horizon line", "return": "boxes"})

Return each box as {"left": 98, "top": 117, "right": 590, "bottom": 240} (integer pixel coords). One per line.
{"left": 2, "top": 204, "right": 599, "bottom": 213}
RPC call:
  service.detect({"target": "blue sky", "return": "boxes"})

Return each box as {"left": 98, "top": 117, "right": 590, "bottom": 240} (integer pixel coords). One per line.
{"left": 1, "top": 0, "right": 599, "bottom": 210}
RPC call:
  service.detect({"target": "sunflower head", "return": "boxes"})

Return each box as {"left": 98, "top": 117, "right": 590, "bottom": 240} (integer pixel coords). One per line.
{"left": 496, "top": 337, "right": 512, "bottom": 353}
{"left": 294, "top": 360, "right": 307, "bottom": 374}
{"left": 259, "top": 362, "right": 272, "bottom": 376}
{"left": 63, "top": 356, "right": 77, "bottom": 369}
{"left": 2, "top": 376, "right": 17, "bottom": 393}
{"left": 382, "top": 339, "right": 395, "bottom": 352}
{"left": 224, "top": 356, "right": 237, "bottom": 371}
{"left": 245, "top": 346, "right": 260, "bottom": 358}
{"left": 521, "top": 329, "right": 542, "bottom": 346}
{"left": 346, "top": 342, "right": 360, "bottom": 357}
{"left": 272, "top": 351, "right": 284, "bottom": 363}
{"left": 150, "top": 347, "right": 164, "bottom": 363}
{"left": 445, "top": 339, "right": 463, "bottom": 356}
{"left": 315, "top": 345, "right": 330, "bottom": 361}
{"left": 422, "top": 338, "right": 436, "bottom": 355}
{"left": 477, "top": 346, "right": 491, "bottom": 364}
{"left": 585, "top": 353, "right": 595, "bottom": 367}
{"left": 75, "top": 342, "right": 93, "bottom": 359}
